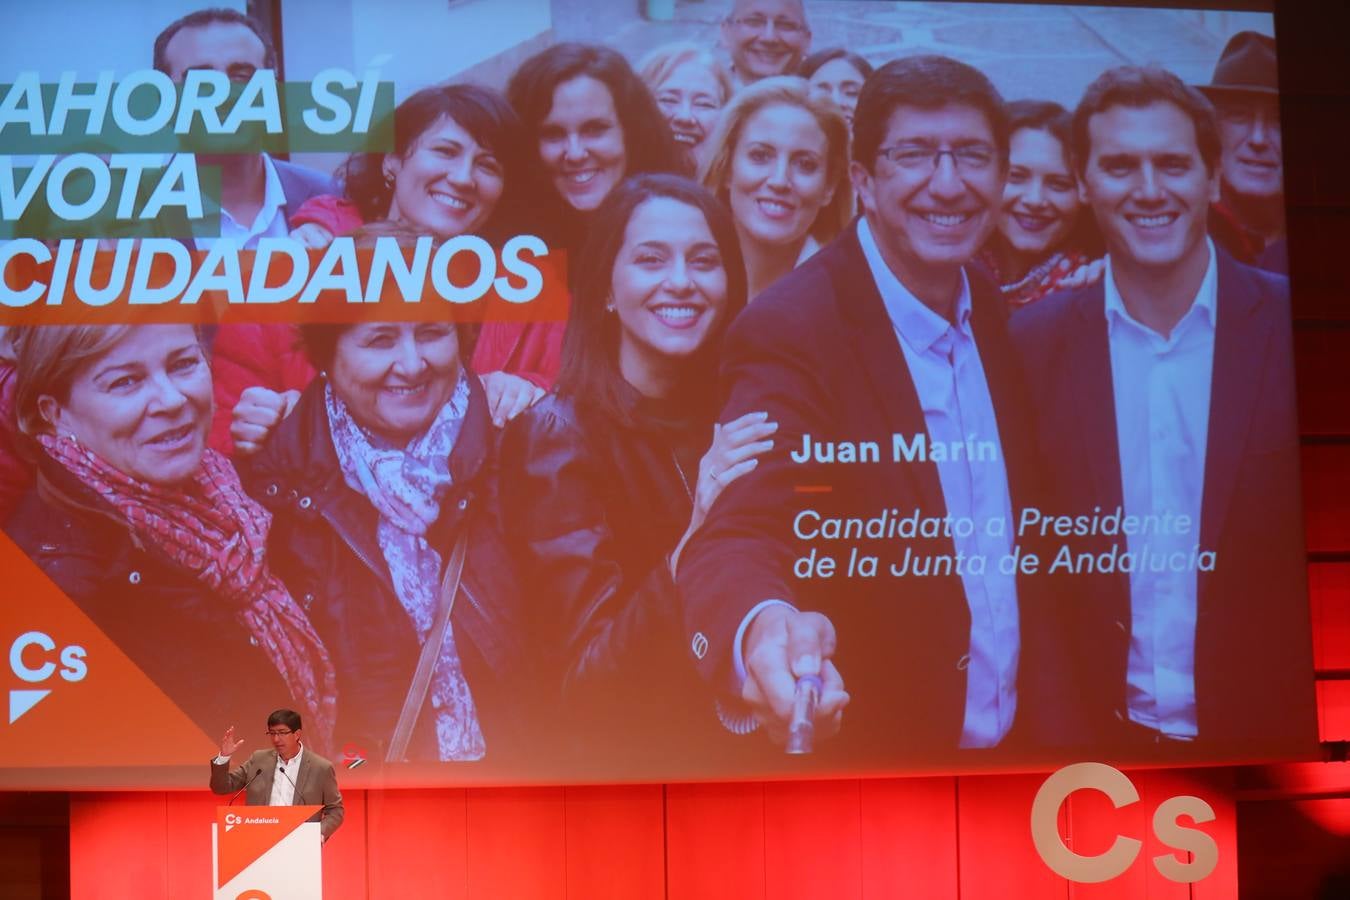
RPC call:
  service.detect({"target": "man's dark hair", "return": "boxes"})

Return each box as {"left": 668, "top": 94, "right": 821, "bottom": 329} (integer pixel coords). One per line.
{"left": 1071, "top": 66, "right": 1221, "bottom": 176}
{"left": 556, "top": 173, "right": 747, "bottom": 428}
{"left": 152, "top": 7, "right": 278, "bottom": 75}
{"left": 852, "top": 55, "right": 1009, "bottom": 171}
{"left": 267, "top": 709, "right": 302, "bottom": 731}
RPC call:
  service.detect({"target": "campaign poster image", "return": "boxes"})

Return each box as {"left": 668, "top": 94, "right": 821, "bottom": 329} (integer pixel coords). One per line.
{"left": 0, "top": 0, "right": 1316, "bottom": 789}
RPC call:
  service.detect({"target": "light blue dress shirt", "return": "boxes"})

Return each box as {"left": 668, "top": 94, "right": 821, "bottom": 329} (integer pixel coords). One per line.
{"left": 195, "top": 152, "right": 291, "bottom": 249}
{"left": 1104, "top": 240, "right": 1218, "bottom": 740}
{"left": 857, "top": 217, "right": 1020, "bottom": 748}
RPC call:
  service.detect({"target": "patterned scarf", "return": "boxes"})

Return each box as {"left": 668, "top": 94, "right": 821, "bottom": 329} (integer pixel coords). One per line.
{"left": 978, "top": 247, "right": 1093, "bottom": 309}
{"left": 39, "top": 434, "right": 337, "bottom": 750}
{"left": 324, "top": 377, "right": 486, "bottom": 761}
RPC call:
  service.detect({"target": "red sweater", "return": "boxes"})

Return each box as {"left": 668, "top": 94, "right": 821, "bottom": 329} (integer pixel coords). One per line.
{"left": 208, "top": 324, "right": 317, "bottom": 455}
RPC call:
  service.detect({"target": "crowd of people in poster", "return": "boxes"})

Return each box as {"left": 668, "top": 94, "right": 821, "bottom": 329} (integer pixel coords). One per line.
{"left": 0, "top": 0, "right": 1313, "bottom": 778}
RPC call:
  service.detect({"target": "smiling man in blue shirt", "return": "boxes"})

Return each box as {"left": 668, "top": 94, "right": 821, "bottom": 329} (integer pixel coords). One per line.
{"left": 678, "top": 56, "right": 1043, "bottom": 762}
{"left": 1009, "top": 66, "right": 1313, "bottom": 755}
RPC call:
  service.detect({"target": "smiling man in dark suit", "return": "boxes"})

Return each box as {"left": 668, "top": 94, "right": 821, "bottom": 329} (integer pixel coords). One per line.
{"left": 210, "top": 710, "right": 344, "bottom": 842}
{"left": 1009, "top": 66, "right": 1314, "bottom": 754}
{"left": 677, "top": 56, "right": 1041, "bottom": 761}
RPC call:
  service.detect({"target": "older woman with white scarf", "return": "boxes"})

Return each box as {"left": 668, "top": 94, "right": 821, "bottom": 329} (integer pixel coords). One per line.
{"left": 243, "top": 315, "right": 532, "bottom": 763}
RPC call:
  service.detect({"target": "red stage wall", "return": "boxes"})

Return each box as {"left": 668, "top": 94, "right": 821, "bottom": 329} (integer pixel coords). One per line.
{"left": 67, "top": 772, "right": 1240, "bottom": 899}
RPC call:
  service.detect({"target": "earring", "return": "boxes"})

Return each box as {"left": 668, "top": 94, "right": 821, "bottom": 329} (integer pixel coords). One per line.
{"left": 605, "top": 295, "right": 616, "bottom": 313}
{"left": 382, "top": 170, "right": 395, "bottom": 189}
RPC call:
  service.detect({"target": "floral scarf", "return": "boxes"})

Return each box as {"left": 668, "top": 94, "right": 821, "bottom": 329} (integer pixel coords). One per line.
{"left": 977, "top": 247, "right": 1093, "bottom": 309}
{"left": 39, "top": 434, "right": 337, "bottom": 750}
{"left": 324, "top": 377, "right": 486, "bottom": 761}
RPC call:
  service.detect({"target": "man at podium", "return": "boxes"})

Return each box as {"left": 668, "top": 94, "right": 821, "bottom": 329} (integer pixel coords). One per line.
{"left": 210, "top": 709, "right": 345, "bottom": 841}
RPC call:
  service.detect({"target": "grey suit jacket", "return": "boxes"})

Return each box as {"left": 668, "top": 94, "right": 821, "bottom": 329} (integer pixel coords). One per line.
{"left": 210, "top": 747, "right": 344, "bottom": 841}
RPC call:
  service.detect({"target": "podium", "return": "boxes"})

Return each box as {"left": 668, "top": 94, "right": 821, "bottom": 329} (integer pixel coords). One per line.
{"left": 212, "top": 804, "right": 323, "bottom": 899}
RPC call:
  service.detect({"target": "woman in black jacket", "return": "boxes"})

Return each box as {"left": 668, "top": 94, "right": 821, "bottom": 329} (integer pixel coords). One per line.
{"left": 499, "top": 174, "right": 775, "bottom": 771}
{"left": 4, "top": 324, "right": 335, "bottom": 750}
{"left": 244, "top": 313, "right": 532, "bottom": 765}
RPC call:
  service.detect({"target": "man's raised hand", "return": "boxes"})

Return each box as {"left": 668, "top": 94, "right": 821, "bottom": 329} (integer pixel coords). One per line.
{"left": 219, "top": 726, "right": 244, "bottom": 758}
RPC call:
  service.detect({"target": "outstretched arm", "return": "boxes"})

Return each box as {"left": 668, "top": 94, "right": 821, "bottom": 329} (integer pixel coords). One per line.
{"left": 677, "top": 291, "right": 851, "bottom": 746}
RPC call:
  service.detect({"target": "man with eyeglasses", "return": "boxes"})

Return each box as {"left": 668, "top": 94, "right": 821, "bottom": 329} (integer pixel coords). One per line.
{"left": 1195, "top": 31, "right": 1286, "bottom": 274}
{"left": 678, "top": 56, "right": 1042, "bottom": 761}
{"left": 1009, "top": 66, "right": 1309, "bottom": 753}
{"left": 210, "top": 709, "right": 345, "bottom": 841}
{"left": 721, "top": 0, "right": 812, "bottom": 87}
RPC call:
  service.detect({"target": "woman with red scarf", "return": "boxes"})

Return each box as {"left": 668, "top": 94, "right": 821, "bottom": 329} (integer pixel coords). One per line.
{"left": 975, "top": 100, "right": 1103, "bottom": 308}
{"left": 3, "top": 325, "right": 337, "bottom": 751}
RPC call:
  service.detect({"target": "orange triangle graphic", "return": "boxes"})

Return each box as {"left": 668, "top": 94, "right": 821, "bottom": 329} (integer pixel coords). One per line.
{"left": 217, "top": 804, "right": 320, "bottom": 887}
{"left": 0, "top": 532, "right": 214, "bottom": 772}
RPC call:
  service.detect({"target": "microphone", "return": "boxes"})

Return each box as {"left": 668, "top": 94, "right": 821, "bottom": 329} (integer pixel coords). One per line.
{"left": 228, "top": 767, "right": 261, "bottom": 806}
{"left": 278, "top": 762, "right": 305, "bottom": 805}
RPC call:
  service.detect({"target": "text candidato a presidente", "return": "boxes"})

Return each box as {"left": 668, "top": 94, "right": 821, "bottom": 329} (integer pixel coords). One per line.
{"left": 789, "top": 431, "right": 1216, "bottom": 579}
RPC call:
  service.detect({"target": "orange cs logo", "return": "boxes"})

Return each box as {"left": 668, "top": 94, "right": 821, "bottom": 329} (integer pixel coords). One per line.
{"left": 1030, "top": 762, "right": 1219, "bottom": 884}
{"left": 9, "top": 631, "right": 87, "bottom": 723}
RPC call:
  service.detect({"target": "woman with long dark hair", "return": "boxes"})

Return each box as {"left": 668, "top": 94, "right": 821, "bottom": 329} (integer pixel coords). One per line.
{"left": 976, "top": 99, "right": 1102, "bottom": 308}
{"left": 799, "top": 48, "right": 873, "bottom": 129}
{"left": 499, "top": 174, "right": 774, "bottom": 768}
{"left": 507, "top": 43, "right": 682, "bottom": 255}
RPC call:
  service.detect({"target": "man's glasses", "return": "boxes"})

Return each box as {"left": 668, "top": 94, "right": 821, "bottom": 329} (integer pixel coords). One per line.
{"left": 729, "top": 15, "right": 808, "bottom": 37}
{"left": 876, "top": 143, "right": 998, "bottom": 173}
{"left": 265, "top": 729, "right": 295, "bottom": 737}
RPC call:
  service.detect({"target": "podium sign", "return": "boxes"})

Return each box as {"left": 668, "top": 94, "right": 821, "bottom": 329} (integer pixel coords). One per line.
{"left": 212, "top": 804, "right": 323, "bottom": 900}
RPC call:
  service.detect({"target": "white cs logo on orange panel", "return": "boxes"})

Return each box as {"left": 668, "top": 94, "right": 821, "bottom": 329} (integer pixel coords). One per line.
{"left": 1030, "top": 762, "right": 1218, "bottom": 884}
{"left": 8, "top": 631, "right": 87, "bottom": 723}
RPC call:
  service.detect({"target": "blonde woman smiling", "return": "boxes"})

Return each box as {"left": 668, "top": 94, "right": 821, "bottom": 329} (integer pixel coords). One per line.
{"left": 638, "top": 42, "right": 734, "bottom": 175}
{"left": 699, "top": 77, "right": 850, "bottom": 299}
